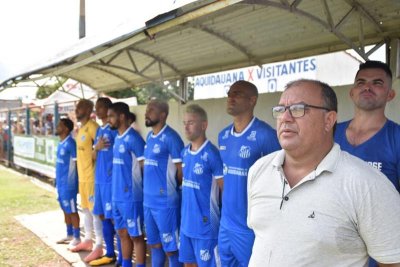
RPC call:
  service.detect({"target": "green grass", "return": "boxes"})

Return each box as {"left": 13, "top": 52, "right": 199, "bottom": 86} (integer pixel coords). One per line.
{"left": 0, "top": 167, "right": 69, "bottom": 267}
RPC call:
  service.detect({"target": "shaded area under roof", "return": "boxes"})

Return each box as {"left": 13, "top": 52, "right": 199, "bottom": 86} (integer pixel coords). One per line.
{"left": 2, "top": 0, "right": 400, "bottom": 93}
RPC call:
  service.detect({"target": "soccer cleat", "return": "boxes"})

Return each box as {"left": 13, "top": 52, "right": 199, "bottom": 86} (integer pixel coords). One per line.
{"left": 89, "top": 255, "right": 116, "bottom": 266}
{"left": 70, "top": 239, "right": 93, "bottom": 252}
{"left": 84, "top": 247, "right": 104, "bottom": 262}
{"left": 67, "top": 238, "right": 81, "bottom": 250}
{"left": 56, "top": 236, "right": 73, "bottom": 244}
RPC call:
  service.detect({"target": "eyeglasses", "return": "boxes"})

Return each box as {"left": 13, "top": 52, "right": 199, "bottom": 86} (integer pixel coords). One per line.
{"left": 272, "top": 103, "right": 331, "bottom": 119}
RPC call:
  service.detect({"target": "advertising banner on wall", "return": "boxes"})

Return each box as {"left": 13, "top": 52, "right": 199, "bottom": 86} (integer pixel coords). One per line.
{"left": 13, "top": 135, "right": 59, "bottom": 178}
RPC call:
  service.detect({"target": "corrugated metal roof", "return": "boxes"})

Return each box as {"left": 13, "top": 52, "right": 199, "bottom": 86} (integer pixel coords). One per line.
{"left": 2, "top": 0, "right": 399, "bottom": 93}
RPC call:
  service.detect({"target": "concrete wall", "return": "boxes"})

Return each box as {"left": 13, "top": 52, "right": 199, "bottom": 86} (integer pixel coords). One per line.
{"left": 131, "top": 83, "right": 400, "bottom": 145}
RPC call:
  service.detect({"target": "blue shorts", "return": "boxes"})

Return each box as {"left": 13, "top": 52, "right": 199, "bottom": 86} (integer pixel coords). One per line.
{"left": 218, "top": 225, "right": 254, "bottom": 267}
{"left": 144, "top": 206, "right": 180, "bottom": 252}
{"left": 113, "top": 201, "right": 144, "bottom": 237}
{"left": 93, "top": 183, "right": 113, "bottom": 219}
{"left": 57, "top": 191, "right": 78, "bottom": 214}
{"left": 179, "top": 232, "right": 220, "bottom": 267}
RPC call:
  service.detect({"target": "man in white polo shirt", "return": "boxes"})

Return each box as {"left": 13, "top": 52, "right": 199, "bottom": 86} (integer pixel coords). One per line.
{"left": 247, "top": 79, "right": 400, "bottom": 266}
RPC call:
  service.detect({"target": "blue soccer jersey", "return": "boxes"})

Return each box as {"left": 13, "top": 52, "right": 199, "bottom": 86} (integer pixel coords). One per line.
{"left": 112, "top": 127, "right": 145, "bottom": 202}
{"left": 218, "top": 117, "right": 280, "bottom": 232}
{"left": 94, "top": 124, "right": 117, "bottom": 184}
{"left": 143, "top": 125, "right": 184, "bottom": 209}
{"left": 56, "top": 135, "right": 78, "bottom": 193}
{"left": 181, "top": 140, "right": 223, "bottom": 239}
{"left": 335, "top": 120, "right": 400, "bottom": 192}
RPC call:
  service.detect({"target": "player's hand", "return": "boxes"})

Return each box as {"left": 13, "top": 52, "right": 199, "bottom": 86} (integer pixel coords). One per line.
{"left": 95, "top": 136, "right": 110, "bottom": 151}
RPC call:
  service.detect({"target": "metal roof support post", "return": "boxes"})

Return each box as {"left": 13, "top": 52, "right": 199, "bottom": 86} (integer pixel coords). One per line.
{"left": 7, "top": 110, "right": 12, "bottom": 164}
{"left": 388, "top": 38, "right": 400, "bottom": 79}
{"left": 180, "top": 77, "right": 188, "bottom": 104}
{"left": 54, "top": 102, "right": 59, "bottom": 136}
{"left": 25, "top": 107, "right": 30, "bottom": 135}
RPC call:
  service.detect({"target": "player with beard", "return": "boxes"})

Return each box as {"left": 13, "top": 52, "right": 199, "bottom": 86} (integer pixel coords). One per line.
{"left": 334, "top": 61, "right": 400, "bottom": 267}
{"left": 143, "top": 99, "right": 184, "bottom": 267}
{"left": 109, "top": 102, "right": 146, "bottom": 267}
{"left": 218, "top": 81, "right": 280, "bottom": 267}
{"left": 179, "top": 104, "right": 224, "bottom": 267}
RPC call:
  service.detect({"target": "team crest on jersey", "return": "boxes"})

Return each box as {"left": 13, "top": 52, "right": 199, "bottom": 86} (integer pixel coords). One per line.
{"left": 200, "top": 249, "right": 211, "bottom": 261}
{"left": 223, "top": 164, "right": 228, "bottom": 175}
{"left": 239, "top": 146, "right": 251, "bottom": 158}
{"left": 119, "top": 144, "right": 126, "bottom": 153}
{"left": 62, "top": 200, "right": 69, "bottom": 207}
{"left": 247, "top": 131, "right": 257, "bottom": 141}
{"left": 127, "top": 219, "right": 136, "bottom": 228}
{"left": 81, "top": 135, "right": 86, "bottom": 141}
{"left": 105, "top": 203, "right": 112, "bottom": 211}
{"left": 60, "top": 148, "right": 65, "bottom": 156}
{"left": 162, "top": 233, "right": 173, "bottom": 243}
{"left": 193, "top": 163, "right": 204, "bottom": 175}
{"left": 153, "top": 144, "right": 161, "bottom": 154}
{"left": 160, "top": 134, "right": 166, "bottom": 142}
{"left": 222, "top": 130, "right": 229, "bottom": 140}
{"left": 201, "top": 152, "right": 208, "bottom": 161}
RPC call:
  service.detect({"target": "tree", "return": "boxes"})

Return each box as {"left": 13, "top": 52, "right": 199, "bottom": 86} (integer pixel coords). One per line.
{"left": 108, "top": 80, "right": 194, "bottom": 105}
{"left": 36, "top": 77, "right": 68, "bottom": 99}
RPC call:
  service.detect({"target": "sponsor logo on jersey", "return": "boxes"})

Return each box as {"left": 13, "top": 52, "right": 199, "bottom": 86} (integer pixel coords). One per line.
{"left": 113, "top": 158, "right": 124, "bottom": 165}
{"left": 127, "top": 219, "right": 136, "bottom": 228}
{"left": 105, "top": 202, "right": 112, "bottom": 211}
{"left": 144, "top": 159, "right": 158, "bottom": 166}
{"left": 153, "top": 144, "right": 161, "bottom": 154}
{"left": 247, "top": 131, "right": 257, "bottom": 141}
{"left": 182, "top": 179, "right": 200, "bottom": 190}
{"left": 201, "top": 152, "right": 209, "bottom": 161}
{"left": 225, "top": 166, "right": 248, "bottom": 177}
{"left": 193, "top": 163, "right": 204, "bottom": 175}
{"left": 239, "top": 146, "right": 251, "bottom": 158}
{"left": 200, "top": 249, "right": 211, "bottom": 261}
{"left": 60, "top": 148, "right": 65, "bottom": 156}
{"left": 56, "top": 159, "right": 65, "bottom": 164}
{"left": 219, "top": 146, "right": 226, "bottom": 151}
{"left": 222, "top": 130, "right": 229, "bottom": 140}
{"left": 367, "top": 161, "right": 383, "bottom": 171}
{"left": 62, "top": 200, "right": 69, "bottom": 207}
{"left": 119, "top": 144, "right": 125, "bottom": 153}
{"left": 162, "top": 233, "right": 173, "bottom": 243}
{"left": 160, "top": 134, "right": 166, "bottom": 142}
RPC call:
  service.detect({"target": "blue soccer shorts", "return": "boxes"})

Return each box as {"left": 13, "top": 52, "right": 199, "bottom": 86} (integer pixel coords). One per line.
{"left": 92, "top": 183, "right": 113, "bottom": 219}
{"left": 179, "top": 232, "right": 220, "bottom": 267}
{"left": 144, "top": 206, "right": 180, "bottom": 253}
{"left": 57, "top": 190, "right": 78, "bottom": 214}
{"left": 113, "top": 201, "right": 144, "bottom": 237}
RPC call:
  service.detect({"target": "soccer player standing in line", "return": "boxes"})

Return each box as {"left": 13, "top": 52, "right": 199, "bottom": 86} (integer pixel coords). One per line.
{"left": 180, "top": 104, "right": 224, "bottom": 267}
{"left": 55, "top": 118, "right": 81, "bottom": 247}
{"left": 218, "top": 81, "right": 280, "bottom": 266}
{"left": 89, "top": 97, "right": 119, "bottom": 266}
{"left": 109, "top": 102, "right": 146, "bottom": 267}
{"left": 143, "top": 99, "right": 184, "bottom": 267}
{"left": 334, "top": 61, "right": 400, "bottom": 267}
{"left": 71, "top": 99, "right": 104, "bottom": 263}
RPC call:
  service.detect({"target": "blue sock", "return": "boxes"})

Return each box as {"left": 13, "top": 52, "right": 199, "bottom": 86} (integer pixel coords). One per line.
{"left": 122, "top": 258, "right": 132, "bottom": 267}
{"left": 102, "top": 219, "right": 115, "bottom": 257}
{"left": 168, "top": 252, "right": 182, "bottom": 267}
{"left": 151, "top": 247, "right": 166, "bottom": 267}
{"left": 66, "top": 224, "right": 73, "bottom": 236}
{"left": 136, "top": 264, "right": 145, "bottom": 267}
{"left": 116, "top": 234, "right": 122, "bottom": 264}
{"left": 72, "top": 227, "right": 80, "bottom": 239}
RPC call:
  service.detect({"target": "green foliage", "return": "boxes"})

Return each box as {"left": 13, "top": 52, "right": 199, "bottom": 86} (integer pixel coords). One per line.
{"left": 36, "top": 77, "right": 68, "bottom": 99}
{"left": 108, "top": 81, "right": 194, "bottom": 105}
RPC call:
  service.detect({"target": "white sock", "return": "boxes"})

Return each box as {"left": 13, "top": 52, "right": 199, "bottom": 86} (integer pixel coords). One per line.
{"left": 93, "top": 214, "right": 103, "bottom": 247}
{"left": 82, "top": 208, "right": 93, "bottom": 241}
